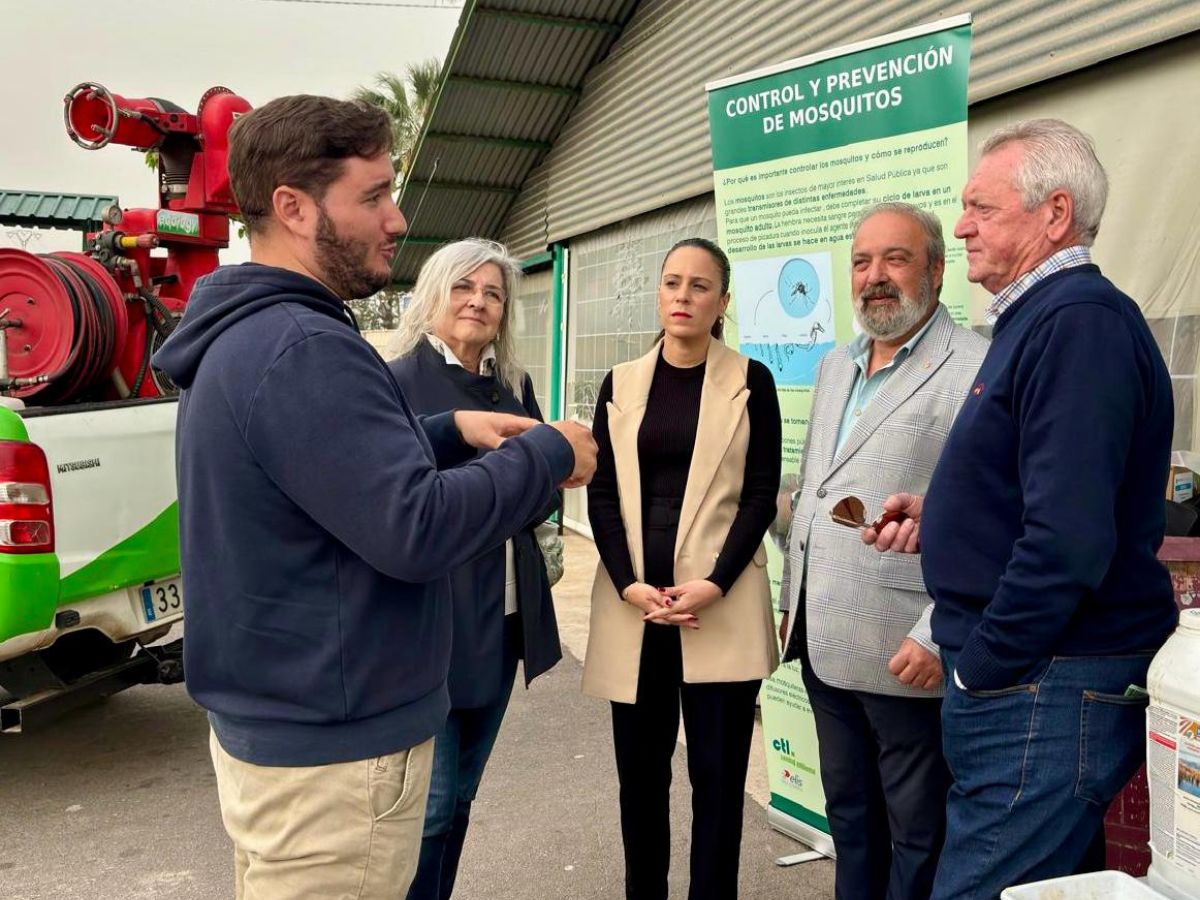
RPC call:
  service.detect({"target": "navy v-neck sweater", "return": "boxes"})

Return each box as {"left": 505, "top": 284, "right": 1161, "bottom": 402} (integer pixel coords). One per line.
{"left": 920, "top": 264, "right": 1177, "bottom": 691}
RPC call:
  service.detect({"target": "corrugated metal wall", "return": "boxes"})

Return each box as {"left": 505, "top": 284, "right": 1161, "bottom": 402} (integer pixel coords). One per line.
{"left": 501, "top": 0, "right": 1200, "bottom": 252}
{"left": 964, "top": 31, "right": 1200, "bottom": 450}
{"left": 504, "top": 166, "right": 551, "bottom": 260}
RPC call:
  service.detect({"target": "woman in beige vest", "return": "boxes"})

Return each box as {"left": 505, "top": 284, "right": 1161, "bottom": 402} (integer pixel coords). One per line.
{"left": 583, "top": 238, "right": 781, "bottom": 900}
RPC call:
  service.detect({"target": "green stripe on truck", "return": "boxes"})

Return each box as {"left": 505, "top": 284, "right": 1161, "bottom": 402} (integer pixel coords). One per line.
{"left": 0, "top": 553, "right": 61, "bottom": 644}
{"left": 58, "top": 503, "right": 180, "bottom": 604}
{"left": 0, "top": 411, "right": 50, "bottom": 644}
{"left": 0, "top": 407, "right": 30, "bottom": 442}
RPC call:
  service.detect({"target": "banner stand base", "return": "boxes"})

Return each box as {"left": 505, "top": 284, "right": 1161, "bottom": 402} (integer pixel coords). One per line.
{"left": 767, "top": 806, "right": 836, "bottom": 861}
{"left": 775, "top": 850, "right": 825, "bottom": 867}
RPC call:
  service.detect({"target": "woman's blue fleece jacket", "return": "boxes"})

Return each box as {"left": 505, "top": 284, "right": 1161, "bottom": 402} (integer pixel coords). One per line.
{"left": 152, "top": 264, "right": 574, "bottom": 766}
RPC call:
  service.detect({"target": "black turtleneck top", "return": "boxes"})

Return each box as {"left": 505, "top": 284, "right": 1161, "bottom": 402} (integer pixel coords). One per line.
{"left": 588, "top": 349, "right": 781, "bottom": 595}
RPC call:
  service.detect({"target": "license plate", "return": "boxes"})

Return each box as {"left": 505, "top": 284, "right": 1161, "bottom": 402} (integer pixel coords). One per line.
{"left": 139, "top": 577, "right": 183, "bottom": 624}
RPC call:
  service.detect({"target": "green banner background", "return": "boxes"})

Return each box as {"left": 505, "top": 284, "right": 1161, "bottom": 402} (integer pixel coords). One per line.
{"left": 708, "top": 28, "right": 970, "bottom": 169}
{"left": 707, "top": 21, "right": 972, "bottom": 849}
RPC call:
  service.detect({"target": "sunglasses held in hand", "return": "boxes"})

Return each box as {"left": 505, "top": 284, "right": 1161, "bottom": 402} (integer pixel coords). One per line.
{"left": 830, "top": 496, "right": 909, "bottom": 531}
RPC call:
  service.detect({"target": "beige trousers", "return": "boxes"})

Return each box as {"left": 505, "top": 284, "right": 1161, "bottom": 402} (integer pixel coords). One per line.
{"left": 209, "top": 730, "right": 434, "bottom": 900}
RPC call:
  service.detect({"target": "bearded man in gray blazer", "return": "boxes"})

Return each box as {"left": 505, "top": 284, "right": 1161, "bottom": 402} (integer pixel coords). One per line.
{"left": 778, "top": 201, "right": 988, "bottom": 900}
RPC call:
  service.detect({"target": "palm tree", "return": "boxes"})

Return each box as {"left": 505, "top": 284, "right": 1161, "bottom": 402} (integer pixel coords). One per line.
{"left": 353, "top": 59, "right": 442, "bottom": 175}
{"left": 350, "top": 61, "right": 442, "bottom": 329}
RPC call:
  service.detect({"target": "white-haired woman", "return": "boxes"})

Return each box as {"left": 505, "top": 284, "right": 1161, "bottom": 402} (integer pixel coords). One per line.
{"left": 388, "top": 238, "right": 561, "bottom": 900}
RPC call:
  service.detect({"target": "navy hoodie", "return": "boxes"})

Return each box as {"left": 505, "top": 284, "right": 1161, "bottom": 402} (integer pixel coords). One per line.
{"left": 153, "top": 264, "right": 574, "bottom": 766}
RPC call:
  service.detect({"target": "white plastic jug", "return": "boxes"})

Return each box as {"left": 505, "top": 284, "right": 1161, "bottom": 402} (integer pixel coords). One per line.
{"left": 1146, "top": 608, "right": 1200, "bottom": 900}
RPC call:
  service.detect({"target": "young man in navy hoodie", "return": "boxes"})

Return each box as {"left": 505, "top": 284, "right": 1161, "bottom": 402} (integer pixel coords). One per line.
{"left": 865, "top": 120, "right": 1176, "bottom": 897}
{"left": 152, "top": 95, "right": 596, "bottom": 899}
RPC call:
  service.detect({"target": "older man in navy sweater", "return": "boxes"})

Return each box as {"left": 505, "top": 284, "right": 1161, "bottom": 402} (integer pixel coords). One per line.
{"left": 866, "top": 119, "right": 1177, "bottom": 898}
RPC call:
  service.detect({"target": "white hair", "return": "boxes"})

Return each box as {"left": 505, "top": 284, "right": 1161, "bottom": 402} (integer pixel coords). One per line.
{"left": 386, "top": 238, "right": 524, "bottom": 394}
{"left": 980, "top": 118, "right": 1108, "bottom": 245}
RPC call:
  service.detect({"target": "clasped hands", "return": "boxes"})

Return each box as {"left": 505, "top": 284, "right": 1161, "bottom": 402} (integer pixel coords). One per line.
{"left": 622, "top": 580, "right": 724, "bottom": 629}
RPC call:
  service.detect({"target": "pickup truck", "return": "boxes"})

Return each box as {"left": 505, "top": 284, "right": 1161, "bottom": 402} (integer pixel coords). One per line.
{"left": 0, "top": 81, "right": 256, "bottom": 732}
{"left": 0, "top": 396, "right": 181, "bottom": 732}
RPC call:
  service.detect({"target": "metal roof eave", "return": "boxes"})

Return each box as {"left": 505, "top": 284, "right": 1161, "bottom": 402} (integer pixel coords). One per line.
{"left": 0, "top": 189, "right": 119, "bottom": 233}
{"left": 391, "top": 0, "right": 638, "bottom": 287}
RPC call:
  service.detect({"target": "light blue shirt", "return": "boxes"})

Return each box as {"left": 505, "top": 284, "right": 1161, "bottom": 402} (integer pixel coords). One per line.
{"left": 834, "top": 313, "right": 939, "bottom": 456}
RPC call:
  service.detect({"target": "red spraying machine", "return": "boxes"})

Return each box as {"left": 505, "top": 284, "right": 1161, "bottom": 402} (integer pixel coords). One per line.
{"left": 0, "top": 83, "right": 252, "bottom": 403}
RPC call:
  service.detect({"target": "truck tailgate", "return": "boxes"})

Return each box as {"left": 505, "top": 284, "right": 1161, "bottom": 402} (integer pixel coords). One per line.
{"left": 22, "top": 398, "right": 180, "bottom": 601}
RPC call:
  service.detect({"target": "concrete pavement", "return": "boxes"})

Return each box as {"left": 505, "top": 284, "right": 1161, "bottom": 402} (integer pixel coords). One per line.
{"left": 0, "top": 533, "right": 834, "bottom": 899}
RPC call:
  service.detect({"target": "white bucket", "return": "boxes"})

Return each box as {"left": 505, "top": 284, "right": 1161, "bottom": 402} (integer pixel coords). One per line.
{"left": 1001, "top": 870, "right": 1164, "bottom": 898}
{"left": 1146, "top": 608, "right": 1200, "bottom": 900}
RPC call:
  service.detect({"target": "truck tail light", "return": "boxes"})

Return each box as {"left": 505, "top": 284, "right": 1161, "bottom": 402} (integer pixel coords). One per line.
{"left": 0, "top": 441, "right": 54, "bottom": 553}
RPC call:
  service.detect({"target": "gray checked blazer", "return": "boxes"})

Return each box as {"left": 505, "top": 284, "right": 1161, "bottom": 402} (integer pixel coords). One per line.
{"left": 780, "top": 303, "right": 988, "bottom": 698}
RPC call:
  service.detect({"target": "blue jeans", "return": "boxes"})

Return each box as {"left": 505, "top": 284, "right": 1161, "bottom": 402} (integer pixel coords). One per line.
{"left": 932, "top": 650, "right": 1154, "bottom": 900}
{"left": 406, "top": 621, "right": 519, "bottom": 900}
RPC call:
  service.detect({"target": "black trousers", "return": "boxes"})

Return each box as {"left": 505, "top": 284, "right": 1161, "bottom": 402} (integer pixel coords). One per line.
{"left": 800, "top": 660, "right": 950, "bottom": 900}
{"left": 610, "top": 496, "right": 760, "bottom": 900}
{"left": 611, "top": 625, "right": 761, "bottom": 900}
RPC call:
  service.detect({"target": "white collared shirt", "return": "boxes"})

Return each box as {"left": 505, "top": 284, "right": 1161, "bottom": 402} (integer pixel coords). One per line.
{"left": 424, "top": 334, "right": 518, "bottom": 615}
{"left": 425, "top": 333, "right": 498, "bottom": 376}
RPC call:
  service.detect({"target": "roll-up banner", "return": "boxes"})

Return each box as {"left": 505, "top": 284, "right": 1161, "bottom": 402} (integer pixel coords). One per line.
{"left": 705, "top": 15, "right": 973, "bottom": 854}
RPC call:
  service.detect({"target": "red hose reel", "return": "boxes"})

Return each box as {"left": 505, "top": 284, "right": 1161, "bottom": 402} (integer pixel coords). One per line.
{"left": 0, "top": 82, "right": 250, "bottom": 404}
{"left": 0, "top": 249, "right": 180, "bottom": 401}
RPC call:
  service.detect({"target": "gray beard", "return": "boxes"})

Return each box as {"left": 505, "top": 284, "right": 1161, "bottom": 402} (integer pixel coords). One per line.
{"left": 854, "top": 273, "right": 934, "bottom": 340}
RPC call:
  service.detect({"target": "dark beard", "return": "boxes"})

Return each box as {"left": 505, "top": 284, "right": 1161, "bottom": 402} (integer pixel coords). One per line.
{"left": 314, "top": 208, "right": 390, "bottom": 300}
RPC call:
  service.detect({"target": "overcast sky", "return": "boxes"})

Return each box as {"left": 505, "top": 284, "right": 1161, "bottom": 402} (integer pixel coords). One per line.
{"left": 0, "top": 0, "right": 461, "bottom": 258}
